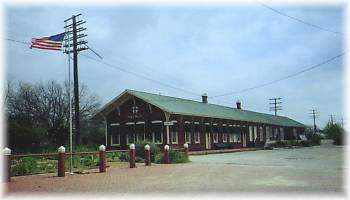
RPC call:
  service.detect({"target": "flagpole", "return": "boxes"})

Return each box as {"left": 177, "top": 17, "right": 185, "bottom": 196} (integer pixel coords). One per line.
{"left": 65, "top": 22, "right": 73, "bottom": 175}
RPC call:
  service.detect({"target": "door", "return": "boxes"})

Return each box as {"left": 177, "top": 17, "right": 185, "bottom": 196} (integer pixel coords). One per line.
{"left": 205, "top": 132, "right": 211, "bottom": 149}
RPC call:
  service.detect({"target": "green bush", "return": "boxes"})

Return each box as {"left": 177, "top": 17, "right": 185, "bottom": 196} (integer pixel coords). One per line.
{"left": 154, "top": 153, "right": 163, "bottom": 164}
{"left": 323, "top": 122, "right": 344, "bottom": 145}
{"left": 135, "top": 140, "right": 160, "bottom": 162}
{"left": 275, "top": 141, "right": 286, "bottom": 147}
{"left": 214, "top": 143, "right": 232, "bottom": 149}
{"left": 107, "top": 152, "right": 121, "bottom": 162}
{"left": 287, "top": 140, "right": 300, "bottom": 146}
{"left": 82, "top": 155, "right": 99, "bottom": 168}
{"left": 300, "top": 140, "right": 311, "bottom": 147}
{"left": 306, "top": 133, "right": 322, "bottom": 145}
{"left": 118, "top": 152, "right": 130, "bottom": 162}
{"left": 11, "top": 157, "right": 38, "bottom": 176}
{"left": 154, "top": 150, "right": 189, "bottom": 164}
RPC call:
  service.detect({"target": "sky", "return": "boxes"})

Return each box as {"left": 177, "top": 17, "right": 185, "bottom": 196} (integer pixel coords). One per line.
{"left": 3, "top": 3, "right": 345, "bottom": 128}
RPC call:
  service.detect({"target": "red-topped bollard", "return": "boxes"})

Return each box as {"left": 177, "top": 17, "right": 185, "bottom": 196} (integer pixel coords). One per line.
{"left": 184, "top": 143, "right": 189, "bottom": 157}
{"left": 57, "top": 146, "right": 66, "bottom": 177}
{"left": 164, "top": 145, "right": 170, "bottom": 164}
{"left": 129, "top": 144, "right": 136, "bottom": 168}
{"left": 99, "top": 145, "right": 106, "bottom": 173}
{"left": 145, "top": 144, "right": 151, "bottom": 166}
{"left": 3, "top": 147, "right": 11, "bottom": 182}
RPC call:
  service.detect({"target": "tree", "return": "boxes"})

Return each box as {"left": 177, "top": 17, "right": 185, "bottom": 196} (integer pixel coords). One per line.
{"left": 5, "top": 80, "right": 102, "bottom": 153}
{"left": 323, "top": 122, "right": 344, "bottom": 145}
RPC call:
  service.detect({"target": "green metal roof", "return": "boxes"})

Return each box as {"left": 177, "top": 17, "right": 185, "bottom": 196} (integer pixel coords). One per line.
{"left": 126, "top": 90, "right": 306, "bottom": 128}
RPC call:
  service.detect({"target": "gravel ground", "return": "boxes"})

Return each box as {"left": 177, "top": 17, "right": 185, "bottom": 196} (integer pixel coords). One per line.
{"left": 4, "top": 144, "right": 345, "bottom": 194}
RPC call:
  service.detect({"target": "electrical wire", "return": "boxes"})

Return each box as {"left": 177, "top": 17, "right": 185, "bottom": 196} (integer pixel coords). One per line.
{"left": 79, "top": 53, "right": 202, "bottom": 98}
{"left": 258, "top": 2, "right": 343, "bottom": 36}
{"left": 211, "top": 52, "right": 345, "bottom": 98}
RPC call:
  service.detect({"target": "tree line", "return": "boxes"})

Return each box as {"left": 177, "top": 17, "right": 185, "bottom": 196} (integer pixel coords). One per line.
{"left": 5, "top": 80, "right": 104, "bottom": 154}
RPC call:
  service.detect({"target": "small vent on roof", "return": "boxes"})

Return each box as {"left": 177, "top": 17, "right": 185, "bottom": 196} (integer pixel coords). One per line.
{"left": 236, "top": 100, "right": 242, "bottom": 109}
{"left": 202, "top": 93, "right": 208, "bottom": 103}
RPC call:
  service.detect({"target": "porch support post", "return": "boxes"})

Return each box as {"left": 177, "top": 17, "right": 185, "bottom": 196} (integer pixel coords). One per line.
{"left": 102, "top": 114, "right": 108, "bottom": 148}
{"left": 164, "top": 112, "right": 171, "bottom": 145}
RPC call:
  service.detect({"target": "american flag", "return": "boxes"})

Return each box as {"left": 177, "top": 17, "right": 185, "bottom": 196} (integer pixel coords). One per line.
{"left": 30, "top": 32, "right": 65, "bottom": 51}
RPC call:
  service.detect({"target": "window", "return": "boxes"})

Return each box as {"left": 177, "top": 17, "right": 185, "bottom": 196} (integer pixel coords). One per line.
{"left": 254, "top": 126, "right": 258, "bottom": 141}
{"left": 135, "top": 122, "right": 145, "bottom": 142}
{"left": 266, "top": 126, "right": 271, "bottom": 140}
{"left": 171, "top": 122, "right": 178, "bottom": 144}
{"left": 110, "top": 125, "right": 120, "bottom": 146}
{"left": 125, "top": 123, "right": 135, "bottom": 144}
{"left": 222, "top": 133, "right": 227, "bottom": 142}
{"left": 213, "top": 125, "right": 219, "bottom": 143}
{"left": 249, "top": 126, "right": 253, "bottom": 142}
{"left": 293, "top": 128, "right": 297, "bottom": 139}
{"left": 185, "top": 122, "right": 191, "bottom": 143}
{"left": 151, "top": 122, "right": 163, "bottom": 144}
{"left": 229, "top": 127, "right": 234, "bottom": 142}
{"left": 213, "top": 133, "right": 218, "bottom": 143}
{"left": 280, "top": 127, "right": 284, "bottom": 140}
{"left": 205, "top": 124, "right": 211, "bottom": 133}
{"left": 274, "top": 128, "right": 278, "bottom": 140}
{"left": 194, "top": 123, "right": 200, "bottom": 144}
{"left": 222, "top": 126, "right": 227, "bottom": 142}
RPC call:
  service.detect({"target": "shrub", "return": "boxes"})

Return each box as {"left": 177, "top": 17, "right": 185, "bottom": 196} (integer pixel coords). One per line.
{"left": 300, "top": 140, "right": 311, "bottom": 147}
{"left": 306, "top": 133, "right": 322, "bottom": 145}
{"left": 154, "top": 153, "right": 163, "bottom": 164}
{"left": 11, "top": 157, "right": 38, "bottom": 176}
{"left": 214, "top": 143, "right": 232, "bottom": 149}
{"left": 275, "top": 141, "right": 286, "bottom": 147}
{"left": 287, "top": 140, "right": 300, "bottom": 146}
{"left": 82, "top": 155, "right": 99, "bottom": 168}
{"left": 135, "top": 140, "right": 160, "bottom": 162}
{"left": 107, "top": 152, "right": 121, "bottom": 162}
{"left": 323, "top": 122, "right": 344, "bottom": 145}
{"left": 118, "top": 152, "right": 130, "bottom": 162}
{"left": 154, "top": 150, "right": 189, "bottom": 164}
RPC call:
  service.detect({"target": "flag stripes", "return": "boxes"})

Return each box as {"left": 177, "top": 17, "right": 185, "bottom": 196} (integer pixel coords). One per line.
{"left": 30, "top": 32, "right": 65, "bottom": 51}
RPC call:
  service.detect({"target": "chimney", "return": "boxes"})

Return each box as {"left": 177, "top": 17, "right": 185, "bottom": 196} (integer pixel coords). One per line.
{"left": 202, "top": 93, "right": 208, "bottom": 103}
{"left": 236, "top": 100, "right": 242, "bottom": 109}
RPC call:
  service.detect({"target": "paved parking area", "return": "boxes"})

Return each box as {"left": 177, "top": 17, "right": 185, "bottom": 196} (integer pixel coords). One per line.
{"left": 5, "top": 145, "right": 344, "bottom": 194}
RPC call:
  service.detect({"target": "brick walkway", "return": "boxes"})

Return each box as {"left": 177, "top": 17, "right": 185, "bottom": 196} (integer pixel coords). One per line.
{"left": 4, "top": 146, "right": 343, "bottom": 194}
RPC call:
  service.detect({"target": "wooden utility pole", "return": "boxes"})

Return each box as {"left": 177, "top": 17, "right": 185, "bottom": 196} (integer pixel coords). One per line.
{"left": 329, "top": 114, "right": 334, "bottom": 125}
{"left": 310, "top": 109, "right": 318, "bottom": 134}
{"left": 269, "top": 98, "right": 282, "bottom": 116}
{"left": 64, "top": 14, "right": 88, "bottom": 146}
{"left": 72, "top": 16, "right": 81, "bottom": 145}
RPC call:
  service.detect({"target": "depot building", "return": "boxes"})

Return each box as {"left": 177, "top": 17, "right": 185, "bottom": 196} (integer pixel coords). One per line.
{"left": 92, "top": 90, "right": 306, "bottom": 151}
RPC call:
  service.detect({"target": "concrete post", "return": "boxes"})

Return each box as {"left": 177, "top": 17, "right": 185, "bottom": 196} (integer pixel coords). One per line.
{"left": 144, "top": 144, "right": 151, "bottom": 166}
{"left": 3, "top": 147, "right": 11, "bottom": 182}
{"left": 57, "top": 146, "right": 66, "bottom": 177}
{"left": 164, "top": 145, "right": 170, "bottom": 164}
{"left": 99, "top": 145, "right": 106, "bottom": 173}
{"left": 183, "top": 143, "right": 189, "bottom": 157}
{"left": 129, "top": 144, "right": 136, "bottom": 168}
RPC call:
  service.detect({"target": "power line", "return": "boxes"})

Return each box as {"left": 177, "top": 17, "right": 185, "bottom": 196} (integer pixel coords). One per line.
{"left": 4, "top": 38, "right": 31, "bottom": 46}
{"left": 4, "top": 37, "right": 202, "bottom": 98}
{"left": 211, "top": 52, "right": 345, "bottom": 98}
{"left": 258, "top": 2, "right": 343, "bottom": 36}
{"left": 79, "top": 53, "right": 202, "bottom": 98}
